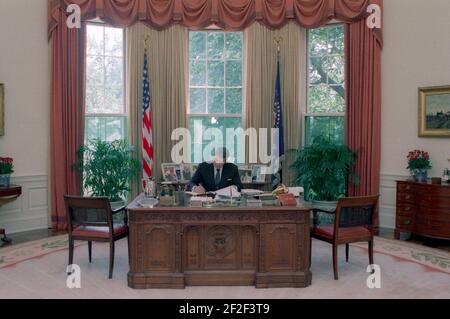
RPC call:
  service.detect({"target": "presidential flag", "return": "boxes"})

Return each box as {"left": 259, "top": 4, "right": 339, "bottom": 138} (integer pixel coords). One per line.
{"left": 142, "top": 50, "right": 154, "bottom": 179}
{"left": 271, "top": 58, "right": 284, "bottom": 188}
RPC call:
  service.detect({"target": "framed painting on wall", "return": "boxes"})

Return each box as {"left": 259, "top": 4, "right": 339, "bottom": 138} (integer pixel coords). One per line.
{"left": 0, "top": 84, "right": 4, "bottom": 136}
{"left": 419, "top": 86, "right": 450, "bottom": 137}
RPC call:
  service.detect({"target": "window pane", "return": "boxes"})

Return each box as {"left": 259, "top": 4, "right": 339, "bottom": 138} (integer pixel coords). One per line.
{"left": 309, "top": 28, "right": 329, "bottom": 56}
{"left": 86, "top": 117, "right": 106, "bottom": 142}
{"left": 86, "top": 25, "right": 104, "bottom": 56}
{"left": 208, "top": 88, "right": 224, "bottom": 114}
{"left": 305, "top": 116, "right": 344, "bottom": 145}
{"left": 307, "top": 25, "right": 345, "bottom": 115}
{"left": 207, "top": 32, "right": 224, "bottom": 59}
{"left": 190, "top": 32, "right": 206, "bottom": 60}
{"left": 105, "top": 117, "right": 125, "bottom": 141}
{"left": 86, "top": 85, "right": 104, "bottom": 113}
{"left": 86, "top": 56, "right": 104, "bottom": 86}
{"left": 105, "top": 57, "right": 123, "bottom": 86}
{"left": 308, "top": 84, "right": 345, "bottom": 113}
{"left": 189, "top": 60, "right": 206, "bottom": 86}
{"left": 104, "top": 86, "right": 124, "bottom": 114}
{"left": 328, "top": 25, "right": 345, "bottom": 54}
{"left": 85, "top": 116, "right": 125, "bottom": 143}
{"left": 226, "top": 88, "right": 242, "bottom": 114}
{"left": 189, "top": 88, "right": 206, "bottom": 113}
{"left": 226, "top": 61, "right": 242, "bottom": 86}
{"left": 105, "top": 27, "right": 123, "bottom": 57}
{"left": 309, "top": 57, "right": 325, "bottom": 84}
{"left": 324, "top": 55, "right": 344, "bottom": 84}
{"left": 208, "top": 61, "right": 224, "bottom": 86}
{"left": 225, "top": 33, "right": 242, "bottom": 59}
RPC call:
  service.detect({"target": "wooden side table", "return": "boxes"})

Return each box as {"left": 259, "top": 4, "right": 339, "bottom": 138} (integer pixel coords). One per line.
{"left": 0, "top": 185, "right": 22, "bottom": 243}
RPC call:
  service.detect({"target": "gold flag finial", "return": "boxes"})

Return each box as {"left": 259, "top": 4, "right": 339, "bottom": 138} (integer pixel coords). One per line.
{"left": 274, "top": 36, "right": 282, "bottom": 55}
{"left": 143, "top": 35, "right": 150, "bottom": 51}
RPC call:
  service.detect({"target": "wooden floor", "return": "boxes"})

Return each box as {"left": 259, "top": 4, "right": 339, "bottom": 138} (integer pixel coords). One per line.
{"left": 1, "top": 227, "right": 449, "bottom": 252}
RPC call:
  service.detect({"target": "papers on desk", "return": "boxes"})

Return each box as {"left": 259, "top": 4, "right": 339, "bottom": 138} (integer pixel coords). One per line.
{"left": 241, "top": 189, "right": 264, "bottom": 196}
{"left": 214, "top": 186, "right": 241, "bottom": 198}
{"left": 186, "top": 186, "right": 241, "bottom": 199}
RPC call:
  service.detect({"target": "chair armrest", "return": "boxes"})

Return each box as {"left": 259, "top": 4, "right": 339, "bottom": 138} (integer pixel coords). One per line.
{"left": 311, "top": 208, "right": 336, "bottom": 215}
{"left": 112, "top": 206, "right": 126, "bottom": 215}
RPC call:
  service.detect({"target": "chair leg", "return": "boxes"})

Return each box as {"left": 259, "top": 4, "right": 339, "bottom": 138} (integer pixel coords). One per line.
{"left": 369, "top": 240, "right": 374, "bottom": 266}
{"left": 345, "top": 243, "right": 349, "bottom": 262}
{"left": 68, "top": 238, "right": 74, "bottom": 274}
{"left": 88, "top": 241, "right": 92, "bottom": 263}
{"left": 332, "top": 244, "right": 338, "bottom": 280}
{"left": 109, "top": 241, "right": 115, "bottom": 279}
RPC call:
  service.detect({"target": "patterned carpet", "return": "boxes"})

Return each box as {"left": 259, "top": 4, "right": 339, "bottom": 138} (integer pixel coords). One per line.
{"left": 0, "top": 235, "right": 449, "bottom": 298}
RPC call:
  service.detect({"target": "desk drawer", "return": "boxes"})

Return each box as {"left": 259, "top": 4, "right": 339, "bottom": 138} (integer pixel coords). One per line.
{"left": 397, "top": 182, "right": 413, "bottom": 192}
{"left": 396, "top": 204, "right": 415, "bottom": 216}
{"left": 396, "top": 215, "right": 414, "bottom": 230}
{"left": 396, "top": 192, "right": 415, "bottom": 203}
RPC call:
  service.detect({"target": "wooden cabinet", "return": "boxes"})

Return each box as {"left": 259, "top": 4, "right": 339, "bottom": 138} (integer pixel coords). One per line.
{"left": 396, "top": 181, "right": 450, "bottom": 240}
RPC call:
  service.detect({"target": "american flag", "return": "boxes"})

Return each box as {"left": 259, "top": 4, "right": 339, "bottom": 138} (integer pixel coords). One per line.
{"left": 142, "top": 50, "right": 153, "bottom": 179}
{"left": 272, "top": 58, "right": 284, "bottom": 189}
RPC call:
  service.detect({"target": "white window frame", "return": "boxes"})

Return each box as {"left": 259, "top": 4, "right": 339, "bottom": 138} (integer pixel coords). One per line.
{"left": 303, "top": 23, "right": 345, "bottom": 146}
{"left": 85, "top": 22, "right": 128, "bottom": 142}
{"left": 187, "top": 30, "right": 245, "bottom": 162}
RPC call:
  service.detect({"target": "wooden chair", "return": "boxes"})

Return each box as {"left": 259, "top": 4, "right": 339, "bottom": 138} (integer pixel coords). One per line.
{"left": 64, "top": 196, "right": 129, "bottom": 279}
{"left": 310, "top": 196, "right": 379, "bottom": 280}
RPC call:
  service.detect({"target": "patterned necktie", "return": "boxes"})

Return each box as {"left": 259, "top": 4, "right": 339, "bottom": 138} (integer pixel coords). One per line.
{"left": 215, "top": 169, "right": 221, "bottom": 185}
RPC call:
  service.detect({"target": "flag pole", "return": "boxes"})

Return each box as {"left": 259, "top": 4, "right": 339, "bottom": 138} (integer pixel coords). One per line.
{"left": 273, "top": 36, "right": 283, "bottom": 187}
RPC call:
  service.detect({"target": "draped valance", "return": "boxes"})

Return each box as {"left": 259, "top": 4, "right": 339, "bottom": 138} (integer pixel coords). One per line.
{"left": 48, "top": 0, "right": 381, "bottom": 38}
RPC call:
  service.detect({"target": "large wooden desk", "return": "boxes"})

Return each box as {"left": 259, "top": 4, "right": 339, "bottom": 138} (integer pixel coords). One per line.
{"left": 127, "top": 195, "right": 312, "bottom": 289}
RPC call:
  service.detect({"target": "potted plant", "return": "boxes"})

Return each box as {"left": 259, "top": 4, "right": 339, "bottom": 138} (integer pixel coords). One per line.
{"left": 290, "top": 137, "right": 357, "bottom": 213}
{"left": 407, "top": 149, "right": 432, "bottom": 183}
{"left": 0, "top": 157, "right": 14, "bottom": 187}
{"left": 74, "top": 139, "right": 141, "bottom": 208}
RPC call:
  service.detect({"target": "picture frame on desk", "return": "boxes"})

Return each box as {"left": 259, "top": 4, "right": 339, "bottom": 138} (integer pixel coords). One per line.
{"left": 238, "top": 165, "right": 253, "bottom": 183}
{"left": 251, "top": 165, "right": 267, "bottom": 183}
{"left": 161, "top": 163, "right": 179, "bottom": 182}
{"left": 179, "top": 164, "right": 193, "bottom": 182}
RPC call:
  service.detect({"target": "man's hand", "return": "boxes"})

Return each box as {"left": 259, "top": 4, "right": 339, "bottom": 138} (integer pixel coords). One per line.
{"left": 193, "top": 185, "right": 206, "bottom": 194}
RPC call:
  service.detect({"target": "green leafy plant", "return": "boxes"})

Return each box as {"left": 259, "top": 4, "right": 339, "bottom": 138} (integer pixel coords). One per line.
{"left": 289, "top": 137, "right": 357, "bottom": 202}
{"left": 74, "top": 139, "right": 141, "bottom": 202}
{"left": 0, "top": 157, "right": 14, "bottom": 174}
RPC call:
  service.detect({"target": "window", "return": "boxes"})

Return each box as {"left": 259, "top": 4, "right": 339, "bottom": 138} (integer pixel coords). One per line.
{"left": 188, "top": 31, "right": 244, "bottom": 163}
{"left": 85, "top": 24, "right": 127, "bottom": 142}
{"left": 305, "top": 24, "right": 345, "bottom": 145}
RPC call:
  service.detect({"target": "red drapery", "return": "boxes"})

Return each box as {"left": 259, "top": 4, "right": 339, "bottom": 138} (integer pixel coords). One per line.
{"left": 48, "top": 0, "right": 375, "bottom": 36}
{"left": 48, "top": 0, "right": 382, "bottom": 230}
{"left": 50, "top": 8, "right": 85, "bottom": 231}
{"left": 345, "top": 0, "right": 382, "bottom": 228}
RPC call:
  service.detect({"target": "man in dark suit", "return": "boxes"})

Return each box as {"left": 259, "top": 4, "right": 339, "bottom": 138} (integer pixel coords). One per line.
{"left": 189, "top": 147, "right": 243, "bottom": 193}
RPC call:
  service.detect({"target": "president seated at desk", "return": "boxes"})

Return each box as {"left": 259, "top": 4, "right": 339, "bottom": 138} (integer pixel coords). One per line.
{"left": 189, "top": 147, "right": 243, "bottom": 193}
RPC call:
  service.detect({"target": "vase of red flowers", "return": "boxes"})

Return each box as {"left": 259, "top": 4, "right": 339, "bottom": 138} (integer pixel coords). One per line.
{"left": 0, "top": 157, "right": 14, "bottom": 187}
{"left": 407, "top": 150, "right": 431, "bottom": 183}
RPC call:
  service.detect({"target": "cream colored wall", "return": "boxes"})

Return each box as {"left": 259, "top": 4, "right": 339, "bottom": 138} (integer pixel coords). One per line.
{"left": 380, "top": 0, "right": 450, "bottom": 228}
{"left": 0, "top": 0, "right": 50, "bottom": 232}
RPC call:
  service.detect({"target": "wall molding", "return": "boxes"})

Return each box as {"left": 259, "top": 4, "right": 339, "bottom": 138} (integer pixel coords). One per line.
{"left": 0, "top": 175, "right": 49, "bottom": 234}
